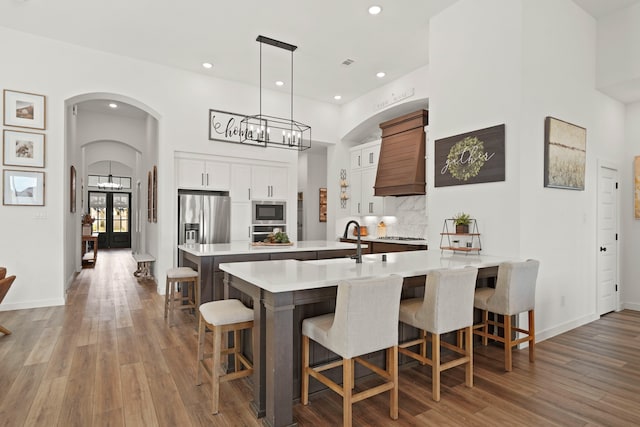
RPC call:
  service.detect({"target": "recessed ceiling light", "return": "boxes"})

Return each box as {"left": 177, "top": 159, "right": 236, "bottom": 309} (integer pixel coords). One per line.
{"left": 202, "top": 62, "right": 213, "bottom": 69}
{"left": 376, "top": 72, "right": 386, "bottom": 78}
{"left": 368, "top": 5, "right": 382, "bottom": 15}
{"left": 108, "top": 103, "right": 118, "bottom": 109}
{"left": 275, "top": 80, "right": 284, "bottom": 86}
{"left": 334, "top": 95, "right": 342, "bottom": 100}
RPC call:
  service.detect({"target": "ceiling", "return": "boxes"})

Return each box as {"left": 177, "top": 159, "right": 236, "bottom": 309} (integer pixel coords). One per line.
{"left": 1, "top": 0, "right": 638, "bottom": 119}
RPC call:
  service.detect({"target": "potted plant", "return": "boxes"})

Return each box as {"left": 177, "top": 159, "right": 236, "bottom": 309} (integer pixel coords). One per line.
{"left": 453, "top": 212, "right": 471, "bottom": 234}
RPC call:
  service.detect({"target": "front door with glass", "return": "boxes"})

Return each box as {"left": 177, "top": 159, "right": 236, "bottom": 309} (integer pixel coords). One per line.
{"left": 89, "top": 191, "right": 131, "bottom": 249}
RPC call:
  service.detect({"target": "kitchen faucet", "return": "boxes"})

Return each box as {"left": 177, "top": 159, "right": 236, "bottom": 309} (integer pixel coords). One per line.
{"left": 343, "top": 220, "right": 362, "bottom": 263}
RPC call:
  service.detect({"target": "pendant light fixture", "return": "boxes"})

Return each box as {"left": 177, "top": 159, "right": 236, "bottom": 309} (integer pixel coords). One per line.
{"left": 240, "top": 35, "right": 311, "bottom": 151}
{"left": 97, "top": 161, "right": 122, "bottom": 190}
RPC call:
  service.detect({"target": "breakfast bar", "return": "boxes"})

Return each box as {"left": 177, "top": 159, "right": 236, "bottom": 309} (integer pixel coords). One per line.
{"left": 220, "top": 250, "right": 515, "bottom": 427}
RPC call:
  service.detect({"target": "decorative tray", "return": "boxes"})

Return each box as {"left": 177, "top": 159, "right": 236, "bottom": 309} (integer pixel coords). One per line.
{"left": 251, "top": 242, "right": 294, "bottom": 247}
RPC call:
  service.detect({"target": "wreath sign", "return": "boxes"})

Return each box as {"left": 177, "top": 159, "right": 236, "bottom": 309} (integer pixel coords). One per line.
{"left": 442, "top": 136, "right": 492, "bottom": 181}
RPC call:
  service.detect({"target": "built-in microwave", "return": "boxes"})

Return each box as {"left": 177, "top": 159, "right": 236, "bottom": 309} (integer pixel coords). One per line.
{"left": 252, "top": 201, "right": 286, "bottom": 224}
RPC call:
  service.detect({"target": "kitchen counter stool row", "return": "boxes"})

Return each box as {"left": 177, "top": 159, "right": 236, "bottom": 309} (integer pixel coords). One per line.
{"left": 186, "top": 258, "right": 539, "bottom": 426}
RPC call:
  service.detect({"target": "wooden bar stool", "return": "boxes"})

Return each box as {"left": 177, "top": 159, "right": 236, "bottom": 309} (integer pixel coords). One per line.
{"left": 301, "top": 275, "right": 404, "bottom": 427}
{"left": 196, "top": 299, "right": 254, "bottom": 415}
{"left": 473, "top": 259, "right": 539, "bottom": 371}
{"left": 0, "top": 274, "right": 17, "bottom": 336}
{"left": 164, "top": 267, "right": 199, "bottom": 326}
{"left": 398, "top": 267, "right": 478, "bottom": 402}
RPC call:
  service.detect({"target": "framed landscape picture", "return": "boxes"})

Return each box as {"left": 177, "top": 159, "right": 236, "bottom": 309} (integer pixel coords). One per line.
{"left": 3, "top": 129, "right": 45, "bottom": 168}
{"left": 544, "top": 117, "right": 586, "bottom": 190}
{"left": 3, "top": 90, "right": 46, "bottom": 130}
{"left": 3, "top": 169, "right": 45, "bottom": 206}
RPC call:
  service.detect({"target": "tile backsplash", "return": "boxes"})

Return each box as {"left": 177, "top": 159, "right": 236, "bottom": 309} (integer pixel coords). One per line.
{"left": 360, "top": 195, "right": 427, "bottom": 238}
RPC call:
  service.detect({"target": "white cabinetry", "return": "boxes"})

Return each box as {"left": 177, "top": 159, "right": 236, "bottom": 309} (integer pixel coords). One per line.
{"left": 177, "top": 159, "right": 230, "bottom": 190}
{"left": 349, "top": 142, "right": 395, "bottom": 216}
{"left": 251, "top": 166, "right": 288, "bottom": 200}
{"left": 231, "top": 202, "right": 252, "bottom": 241}
{"left": 230, "top": 164, "right": 252, "bottom": 241}
{"left": 230, "top": 164, "right": 252, "bottom": 202}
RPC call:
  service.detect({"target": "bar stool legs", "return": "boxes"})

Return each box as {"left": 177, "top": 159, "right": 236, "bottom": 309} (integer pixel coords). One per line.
{"left": 196, "top": 300, "right": 254, "bottom": 415}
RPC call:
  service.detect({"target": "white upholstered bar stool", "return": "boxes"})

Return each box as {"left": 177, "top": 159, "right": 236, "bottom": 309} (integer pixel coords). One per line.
{"left": 196, "top": 299, "right": 254, "bottom": 415}
{"left": 472, "top": 259, "right": 539, "bottom": 372}
{"left": 301, "top": 275, "right": 404, "bottom": 427}
{"left": 164, "top": 267, "right": 199, "bottom": 326}
{"left": 398, "top": 267, "right": 478, "bottom": 402}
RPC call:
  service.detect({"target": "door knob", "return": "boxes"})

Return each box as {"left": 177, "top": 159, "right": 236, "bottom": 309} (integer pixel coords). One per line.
{"left": 599, "top": 246, "right": 607, "bottom": 252}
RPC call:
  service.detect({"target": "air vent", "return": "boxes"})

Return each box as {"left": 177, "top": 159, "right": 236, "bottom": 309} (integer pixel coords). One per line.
{"left": 341, "top": 58, "right": 355, "bottom": 66}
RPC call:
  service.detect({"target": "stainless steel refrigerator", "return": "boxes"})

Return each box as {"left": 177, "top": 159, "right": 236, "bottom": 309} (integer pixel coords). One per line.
{"left": 178, "top": 190, "right": 230, "bottom": 245}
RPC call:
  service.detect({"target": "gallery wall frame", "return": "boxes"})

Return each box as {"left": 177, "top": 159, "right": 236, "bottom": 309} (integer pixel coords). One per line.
{"left": 3, "top": 89, "right": 46, "bottom": 130}
{"left": 3, "top": 169, "right": 45, "bottom": 206}
{"left": 319, "top": 187, "right": 327, "bottom": 222}
{"left": 635, "top": 156, "right": 640, "bottom": 219}
{"left": 434, "top": 124, "right": 505, "bottom": 187}
{"left": 147, "top": 171, "right": 152, "bottom": 222}
{"left": 544, "top": 116, "right": 586, "bottom": 190}
{"left": 70, "top": 165, "right": 76, "bottom": 213}
{"left": 152, "top": 165, "right": 157, "bottom": 223}
{"left": 3, "top": 129, "right": 45, "bottom": 168}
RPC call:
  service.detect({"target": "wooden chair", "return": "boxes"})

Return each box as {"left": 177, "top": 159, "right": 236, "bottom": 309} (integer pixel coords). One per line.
{"left": 0, "top": 275, "right": 17, "bottom": 335}
{"left": 398, "top": 267, "right": 478, "bottom": 401}
{"left": 472, "top": 259, "right": 539, "bottom": 371}
{"left": 301, "top": 275, "right": 404, "bottom": 427}
{"left": 196, "top": 299, "right": 254, "bottom": 415}
{"left": 164, "top": 267, "right": 199, "bottom": 326}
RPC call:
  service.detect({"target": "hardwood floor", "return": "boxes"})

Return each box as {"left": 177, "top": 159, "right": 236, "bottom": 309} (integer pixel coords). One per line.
{"left": 1, "top": 249, "right": 639, "bottom": 426}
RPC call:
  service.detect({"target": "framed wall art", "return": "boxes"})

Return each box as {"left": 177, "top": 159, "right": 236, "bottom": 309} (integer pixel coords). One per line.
{"left": 3, "top": 129, "right": 45, "bottom": 168}
{"left": 70, "top": 165, "right": 77, "bottom": 213}
{"left": 3, "top": 169, "right": 45, "bottom": 206}
{"left": 152, "top": 165, "right": 158, "bottom": 223}
{"left": 319, "top": 187, "right": 327, "bottom": 222}
{"left": 635, "top": 156, "right": 640, "bottom": 219}
{"left": 544, "top": 117, "right": 586, "bottom": 190}
{"left": 147, "top": 171, "right": 152, "bottom": 222}
{"left": 434, "top": 124, "right": 505, "bottom": 187}
{"left": 3, "top": 89, "right": 46, "bottom": 130}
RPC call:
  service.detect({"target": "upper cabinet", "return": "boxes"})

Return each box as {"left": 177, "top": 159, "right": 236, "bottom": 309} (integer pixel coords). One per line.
{"left": 350, "top": 142, "right": 395, "bottom": 216}
{"left": 251, "top": 165, "right": 288, "bottom": 200}
{"left": 177, "top": 159, "right": 230, "bottom": 191}
{"left": 350, "top": 143, "right": 380, "bottom": 170}
{"left": 230, "top": 164, "right": 252, "bottom": 202}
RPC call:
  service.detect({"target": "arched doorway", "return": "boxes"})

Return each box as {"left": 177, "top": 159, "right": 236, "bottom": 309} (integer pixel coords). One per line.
{"left": 64, "top": 93, "right": 160, "bottom": 291}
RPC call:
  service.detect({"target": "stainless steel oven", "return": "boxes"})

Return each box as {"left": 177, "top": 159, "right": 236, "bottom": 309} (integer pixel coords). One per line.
{"left": 252, "top": 201, "right": 286, "bottom": 224}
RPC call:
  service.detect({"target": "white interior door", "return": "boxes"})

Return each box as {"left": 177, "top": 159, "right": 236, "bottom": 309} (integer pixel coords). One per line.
{"left": 597, "top": 163, "right": 618, "bottom": 315}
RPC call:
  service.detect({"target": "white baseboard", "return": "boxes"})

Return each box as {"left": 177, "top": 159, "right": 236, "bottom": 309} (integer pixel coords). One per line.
{"left": 621, "top": 302, "right": 640, "bottom": 311}
{"left": 536, "top": 313, "right": 600, "bottom": 343}
{"left": 0, "top": 298, "right": 65, "bottom": 311}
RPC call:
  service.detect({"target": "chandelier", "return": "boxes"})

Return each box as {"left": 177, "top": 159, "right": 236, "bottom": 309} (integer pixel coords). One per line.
{"left": 241, "top": 35, "right": 311, "bottom": 151}
{"left": 97, "top": 161, "right": 122, "bottom": 190}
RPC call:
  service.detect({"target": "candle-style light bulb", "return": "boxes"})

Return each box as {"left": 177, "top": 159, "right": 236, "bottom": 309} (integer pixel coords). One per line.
{"left": 282, "top": 130, "right": 285, "bottom": 143}
{"left": 267, "top": 128, "right": 270, "bottom": 141}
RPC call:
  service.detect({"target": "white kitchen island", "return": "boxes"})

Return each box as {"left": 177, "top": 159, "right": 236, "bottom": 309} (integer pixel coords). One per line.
{"left": 219, "top": 250, "right": 516, "bottom": 427}
{"left": 177, "top": 240, "right": 363, "bottom": 302}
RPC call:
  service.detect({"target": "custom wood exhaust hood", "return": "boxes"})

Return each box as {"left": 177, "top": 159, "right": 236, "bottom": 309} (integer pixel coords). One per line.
{"left": 374, "top": 109, "right": 428, "bottom": 196}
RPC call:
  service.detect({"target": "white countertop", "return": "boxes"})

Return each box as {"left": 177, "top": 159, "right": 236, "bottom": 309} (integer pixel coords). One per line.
{"left": 339, "top": 236, "right": 428, "bottom": 245}
{"left": 178, "top": 240, "right": 363, "bottom": 257}
{"left": 219, "top": 250, "right": 515, "bottom": 293}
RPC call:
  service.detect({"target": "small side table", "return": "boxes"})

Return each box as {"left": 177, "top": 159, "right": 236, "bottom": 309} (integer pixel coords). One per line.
{"left": 82, "top": 233, "right": 99, "bottom": 267}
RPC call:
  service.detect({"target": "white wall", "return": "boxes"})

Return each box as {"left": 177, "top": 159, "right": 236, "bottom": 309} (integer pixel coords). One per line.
{"left": 427, "top": 0, "right": 628, "bottom": 341}
{"left": 0, "top": 25, "right": 340, "bottom": 309}
{"left": 298, "top": 149, "right": 327, "bottom": 240}
{"left": 622, "top": 101, "right": 640, "bottom": 310}
{"left": 596, "top": 3, "right": 640, "bottom": 101}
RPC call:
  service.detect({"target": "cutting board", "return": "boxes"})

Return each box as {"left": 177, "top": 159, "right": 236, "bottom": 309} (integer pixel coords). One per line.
{"left": 251, "top": 242, "right": 294, "bottom": 247}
